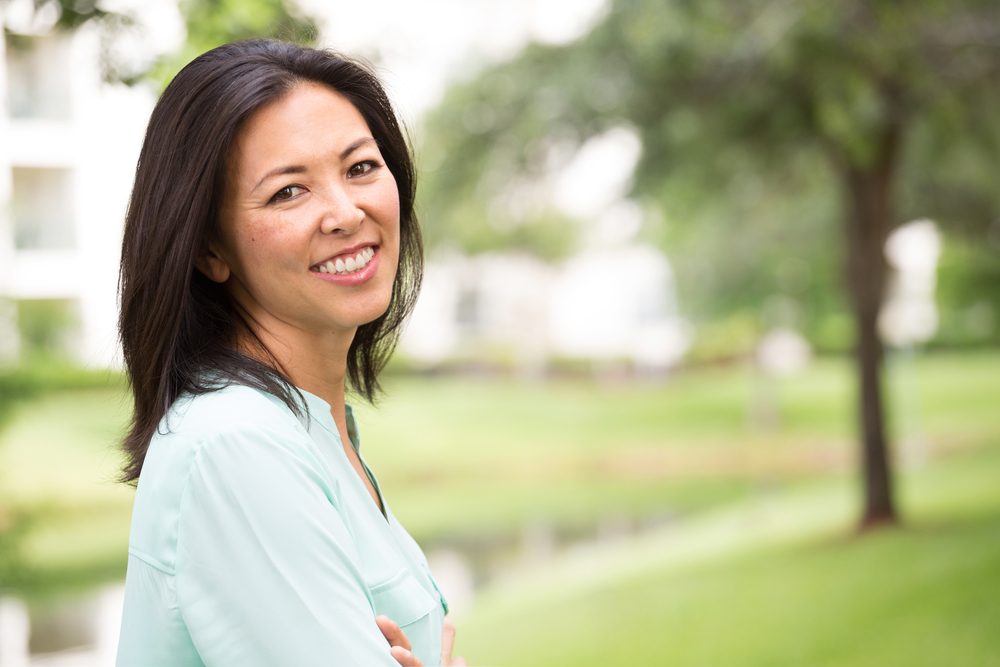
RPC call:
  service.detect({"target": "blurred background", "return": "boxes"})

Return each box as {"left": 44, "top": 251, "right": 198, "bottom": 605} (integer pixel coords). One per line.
{"left": 1, "top": 0, "right": 999, "bottom": 665}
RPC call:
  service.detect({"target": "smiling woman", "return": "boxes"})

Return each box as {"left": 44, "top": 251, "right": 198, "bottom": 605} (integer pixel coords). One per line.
{"left": 115, "top": 40, "right": 462, "bottom": 667}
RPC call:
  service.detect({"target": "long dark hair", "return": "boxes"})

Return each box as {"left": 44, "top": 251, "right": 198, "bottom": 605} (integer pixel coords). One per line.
{"left": 118, "top": 39, "right": 422, "bottom": 483}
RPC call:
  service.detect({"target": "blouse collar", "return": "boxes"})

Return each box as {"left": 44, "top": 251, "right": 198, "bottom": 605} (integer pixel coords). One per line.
{"left": 295, "top": 386, "right": 361, "bottom": 453}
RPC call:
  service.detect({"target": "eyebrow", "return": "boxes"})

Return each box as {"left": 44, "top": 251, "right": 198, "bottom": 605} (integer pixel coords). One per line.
{"left": 252, "top": 165, "right": 306, "bottom": 193}
{"left": 340, "top": 137, "right": 376, "bottom": 161}
{"left": 250, "top": 137, "right": 377, "bottom": 193}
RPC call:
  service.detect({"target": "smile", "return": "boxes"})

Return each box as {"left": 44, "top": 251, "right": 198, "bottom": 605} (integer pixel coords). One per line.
{"left": 311, "top": 246, "right": 375, "bottom": 276}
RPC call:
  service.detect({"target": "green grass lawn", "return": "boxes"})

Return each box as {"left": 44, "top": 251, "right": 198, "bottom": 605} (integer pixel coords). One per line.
{"left": 358, "top": 350, "right": 1000, "bottom": 539}
{"left": 0, "top": 385, "right": 134, "bottom": 594}
{"left": 453, "top": 446, "right": 1000, "bottom": 666}
{"left": 0, "top": 349, "right": 998, "bottom": 608}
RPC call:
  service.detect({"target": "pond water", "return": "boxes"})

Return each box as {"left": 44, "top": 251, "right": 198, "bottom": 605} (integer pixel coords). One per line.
{"left": 0, "top": 585, "right": 123, "bottom": 667}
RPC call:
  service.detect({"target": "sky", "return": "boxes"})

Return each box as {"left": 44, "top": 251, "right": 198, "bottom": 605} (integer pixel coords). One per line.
{"left": 299, "top": 0, "right": 608, "bottom": 124}
{"left": 84, "top": 0, "right": 609, "bottom": 127}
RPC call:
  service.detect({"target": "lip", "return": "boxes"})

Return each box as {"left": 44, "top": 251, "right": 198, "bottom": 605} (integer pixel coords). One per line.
{"left": 312, "top": 245, "right": 380, "bottom": 286}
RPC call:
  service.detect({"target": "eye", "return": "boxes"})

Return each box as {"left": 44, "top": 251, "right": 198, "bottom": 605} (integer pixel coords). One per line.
{"left": 270, "top": 185, "right": 304, "bottom": 203}
{"left": 348, "top": 160, "right": 379, "bottom": 178}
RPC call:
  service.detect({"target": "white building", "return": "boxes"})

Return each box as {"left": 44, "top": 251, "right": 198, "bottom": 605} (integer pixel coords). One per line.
{"left": 401, "top": 244, "right": 691, "bottom": 373}
{"left": 399, "top": 126, "right": 692, "bottom": 373}
{"left": 0, "top": 5, "right": 687, "bottom": 373}
{"left": 0, "top": 20, "right": 154, "bottom": 367}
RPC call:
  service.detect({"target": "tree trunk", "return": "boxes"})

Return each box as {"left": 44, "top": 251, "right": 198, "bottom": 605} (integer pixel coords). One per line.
{"left": 840, "top": 121, "right": 903, "bottom": 529}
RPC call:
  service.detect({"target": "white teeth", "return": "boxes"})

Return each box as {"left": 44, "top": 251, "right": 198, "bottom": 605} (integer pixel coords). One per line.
{"left": 314, "top": 247, "right": 376, "bottom": 275}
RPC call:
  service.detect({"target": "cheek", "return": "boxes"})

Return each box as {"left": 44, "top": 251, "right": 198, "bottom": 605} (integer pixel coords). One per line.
{"left": 239, "top": 220, "right": 300, "bottom": 267}
{"left": 378, "top": 189, "right": 402, "bottom": 251}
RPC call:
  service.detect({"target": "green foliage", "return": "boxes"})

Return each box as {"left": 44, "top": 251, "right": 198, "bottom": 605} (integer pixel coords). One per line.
{"left": 0, "top": 505, "right": 31, "bottom": 590}
{"left": 416, "top": 39, "right": 605, "bottom": 259}
{"left": 0, "top": 370, "right": 39, "bottom": 590}
{"left": 1, "top": 0, "right": 140, "bottom": 83}
{"left": 0, "top": 370, "right": 36, "bottom": 433}
{"left": 2, "top": 0, "right": 318, "bottom": 86}
{"left": 147, "top": 0, "right": 318, "bottom": 91}
{"left": 0, "top": 365, "right": 121, "bottom": 590}
{"left": 934, "top": 235, "right": 1000, "bottom": 347}
{"left": 0, "top": 0, "right": 123, "bottom": 32}
{"left": 15, "top": 299, "right": 78, "bottom": 360}
{"left": 0, "top": 360, "right": 122, "bottom": 436}
{"left": 419, "top": 0, "right": 1000, "bottom": 335}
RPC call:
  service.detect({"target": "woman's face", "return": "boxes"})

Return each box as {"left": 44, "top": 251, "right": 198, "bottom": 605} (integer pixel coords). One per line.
{"left": 201, "top": 82, "right": 401, "bottom": 342}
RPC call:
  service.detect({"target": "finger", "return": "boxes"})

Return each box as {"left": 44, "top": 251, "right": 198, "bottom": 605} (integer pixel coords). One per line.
{"left": 450, "top": 657, "right": 468, "bottom": 667}
{"left": 390, "top": 645, "right": 425, "bottom": 666}
{"left": 441, "top": 615, "right": 456, "bottom": 665}
{"left": 375, "top": 615, "right": 412, "bottom": 651}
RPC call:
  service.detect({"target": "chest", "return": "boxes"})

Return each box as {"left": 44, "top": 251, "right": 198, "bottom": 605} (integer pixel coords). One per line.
{"left": 338, "top": 433, "right": 384, "bottom": 515}
{"left": 307, "top": 422, "right": 447, "bottom": 658}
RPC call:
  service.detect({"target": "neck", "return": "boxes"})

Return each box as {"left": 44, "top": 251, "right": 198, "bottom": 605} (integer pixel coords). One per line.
{"left": 240, "top": 318, "right": 355, "bottom": 425}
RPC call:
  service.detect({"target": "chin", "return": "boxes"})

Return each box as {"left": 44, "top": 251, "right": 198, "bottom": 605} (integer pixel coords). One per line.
{"left": 346, "top": 297, "right": 394, "bottom": 329}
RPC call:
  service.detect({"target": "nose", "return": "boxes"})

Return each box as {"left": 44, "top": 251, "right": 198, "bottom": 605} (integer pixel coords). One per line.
{"left": 319, "top": 186, "right": 364, "bottom": 235}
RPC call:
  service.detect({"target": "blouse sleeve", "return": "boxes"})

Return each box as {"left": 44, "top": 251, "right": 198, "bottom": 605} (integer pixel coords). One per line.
{"left": 174, "top": 424, "right": 400, "bottom": 667}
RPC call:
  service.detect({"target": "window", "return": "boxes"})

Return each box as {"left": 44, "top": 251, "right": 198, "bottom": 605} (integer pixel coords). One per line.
{"left": 12, "top": 167, "right": 75, "bottom": 250}
{"left": 5, "top": 33, "right": 72, "bottom": 120}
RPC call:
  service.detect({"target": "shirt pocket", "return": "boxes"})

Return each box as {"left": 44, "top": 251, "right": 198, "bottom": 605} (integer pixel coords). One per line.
{"left": 369, "top": 569, "right": 438, "bottom": 628}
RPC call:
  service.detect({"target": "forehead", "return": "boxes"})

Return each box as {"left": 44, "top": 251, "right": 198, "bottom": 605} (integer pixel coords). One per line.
{"left": 228, "top": 82, "right": 373, "bottom": 182}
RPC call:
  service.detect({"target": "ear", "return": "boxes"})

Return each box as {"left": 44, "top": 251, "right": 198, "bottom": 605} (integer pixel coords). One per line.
{"left": 193, "top": 242, "right": 232, "bottom": 284}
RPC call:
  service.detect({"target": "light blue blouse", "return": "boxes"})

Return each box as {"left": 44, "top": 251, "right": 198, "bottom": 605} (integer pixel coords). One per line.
{"left": 116, "top": 384, "right": 448, "bottom": 666}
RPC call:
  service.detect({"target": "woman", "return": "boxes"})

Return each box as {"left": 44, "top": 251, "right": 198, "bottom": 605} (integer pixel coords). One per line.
{"left": 116, "top": 39, "right": 464, "bottom": 666}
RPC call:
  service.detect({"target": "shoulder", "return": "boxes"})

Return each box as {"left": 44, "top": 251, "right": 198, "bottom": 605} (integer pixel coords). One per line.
{"left": 164, "top": 383, "right": 304, "bottom": 437}
{"left": 147, "top": 384, "right": 316, "bottom": 484}
{"left": 128, "top": 384, "right": 325, "bottom": 573}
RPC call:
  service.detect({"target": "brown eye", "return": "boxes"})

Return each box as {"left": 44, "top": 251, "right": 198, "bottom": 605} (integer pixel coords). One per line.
{"left": 348, "top": 161, "right": 376, "bottom": 177}
{"left": 271, "top": 185, "right": 303, "bottom": 202}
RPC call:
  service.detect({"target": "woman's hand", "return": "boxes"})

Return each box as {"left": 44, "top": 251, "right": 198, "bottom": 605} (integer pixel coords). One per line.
{"left": 376, "top": 615, "right": 421, "bottom": 666}
{"left": 441, "top": 616, "right": 468, "bottom": 666}
{"left": 376, "top": 615, "right": 467, "bottom": 666}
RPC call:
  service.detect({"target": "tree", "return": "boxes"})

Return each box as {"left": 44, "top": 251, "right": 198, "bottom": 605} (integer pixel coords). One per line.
{"left": 2, "top": 0, "right": 317, "bottom": 86}
{"left": 418, "top": 0, "right": 1000, "bottom": 528}
{"left": 1, "top": 0, "right": 144, "bottom": 82}
{"left": 148, "top": 0, "right": 317, "bottom": 90}
{"left": 1, "top": 0, "right": 124, "bottom": 31}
